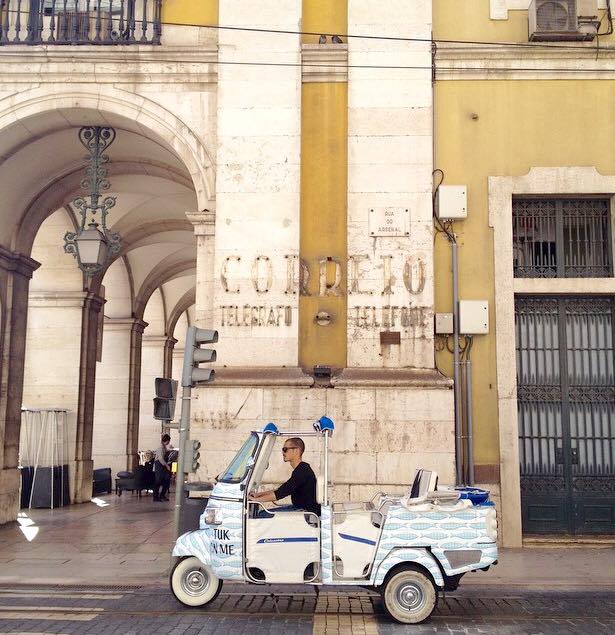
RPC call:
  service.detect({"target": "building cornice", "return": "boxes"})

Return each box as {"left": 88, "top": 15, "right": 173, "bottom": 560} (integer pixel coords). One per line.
{"left": 28, "top": 290, "right": 87, "bottom": 307}
{"left": 0, "top": 245, "right": 40, "bottom": 279}
{"left": 205, "top": 367, "right": 314, "bottom": 387}
{"left": 436, "top": 42, "right": 615, "bottom": 80}
{"left": 0, "top": 46, "right": 218, "bottom": 84}
{"left": 301, "top": 44, "right": 348, "bottom": 83}
{"left": 332, "top": 368, "right": 453, "bottom": 388}
{"left": 186, "top": 210, "right": 215, "bottom": 237}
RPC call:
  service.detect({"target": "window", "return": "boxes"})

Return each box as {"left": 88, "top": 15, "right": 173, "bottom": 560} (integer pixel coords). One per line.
{"left": 218, "top": 433, "right": 259, "bottom": 483}
{"left": 513, "top": 198, "right": 613, "bottom": 278}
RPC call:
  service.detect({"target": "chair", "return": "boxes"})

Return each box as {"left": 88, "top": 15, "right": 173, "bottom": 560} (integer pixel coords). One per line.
{"left": 92, "top": 468, "right": 112, "bottom": 496}
{"left": 408, "top": 469, "right": 438, "bottom": 499}
{"left": 115, "top": 470, "right": 136, "bottom": 496}
{"left": 134, "top": 465, "right": 155, "bottom": 497}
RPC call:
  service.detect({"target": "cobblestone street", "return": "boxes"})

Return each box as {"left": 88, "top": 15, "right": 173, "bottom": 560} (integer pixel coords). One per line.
{"left": 2, "top": 496, "right": 614, "bottom": 634}
{"left": 0, "top": 584, "right": 614, "bottom": 634}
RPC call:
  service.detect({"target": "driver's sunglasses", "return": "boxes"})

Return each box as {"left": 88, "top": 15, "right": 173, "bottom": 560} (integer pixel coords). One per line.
{"left": 282, "top": 446, "right": 298, "bottom": 453}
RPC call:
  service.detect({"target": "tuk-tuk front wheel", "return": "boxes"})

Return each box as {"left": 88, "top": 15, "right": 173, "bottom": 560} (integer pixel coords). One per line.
{"left": 381, "top": 565, "right": 437, "bottom": 624}
{"left": 170, "top": 557, "right": 222, "bottom": 607}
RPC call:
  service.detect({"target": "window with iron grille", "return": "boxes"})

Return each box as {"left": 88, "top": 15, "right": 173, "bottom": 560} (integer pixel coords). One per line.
{"left": 513, "top": 198, "right": 613, "bottom": 278}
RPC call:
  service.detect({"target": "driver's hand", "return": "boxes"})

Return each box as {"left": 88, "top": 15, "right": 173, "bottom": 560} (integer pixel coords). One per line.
{"left": 248, "top": 492, "right": 259, "bottom": 500}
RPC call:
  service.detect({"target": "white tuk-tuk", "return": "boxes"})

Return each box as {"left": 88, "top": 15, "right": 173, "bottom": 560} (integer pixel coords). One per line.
{"left": 170, "top": 417, "right": 498, "bottom": 624}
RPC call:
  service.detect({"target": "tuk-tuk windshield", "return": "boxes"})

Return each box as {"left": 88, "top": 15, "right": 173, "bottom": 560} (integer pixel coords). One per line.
{"left": 218, "top": 433, "right": 259, "bottom": 483}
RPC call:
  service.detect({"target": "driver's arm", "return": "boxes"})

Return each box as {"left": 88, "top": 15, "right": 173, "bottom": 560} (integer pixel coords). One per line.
{"left": 250, "top": 470, "right": 300, "bottom": 502}
{"left": 249, "top": 490, "right": 277, "bottom": 502}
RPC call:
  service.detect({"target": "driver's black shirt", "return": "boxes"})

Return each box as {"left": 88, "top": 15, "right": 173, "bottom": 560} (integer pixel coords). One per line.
{"left": 274, "top": 461, "right": 320, "bottom": 515}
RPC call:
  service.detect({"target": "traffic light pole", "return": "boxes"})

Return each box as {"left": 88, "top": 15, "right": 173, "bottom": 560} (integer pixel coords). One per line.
{"left": 173, "top": 326, "right": 217, "bottom": 539}
{"left": 173, "top": 385, "right": 191, "bottom": 538}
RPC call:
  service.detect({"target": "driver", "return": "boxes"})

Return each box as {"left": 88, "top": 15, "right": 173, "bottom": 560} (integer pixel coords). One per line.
{"left": 249, "top": 437, "right": 321, "bottom": 515}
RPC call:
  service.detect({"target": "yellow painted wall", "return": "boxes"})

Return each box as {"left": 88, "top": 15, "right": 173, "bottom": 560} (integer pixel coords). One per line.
{"left": 434, "top": 0, "right": 615, "bottom": 44}
{"left": 299, "top": 1, "right": 348, "bottom": 369}
{"left": 434, "top": 78, "right": 615, "bottom": 469}
{"left": 300, "top": 84, "right": 348, "bottom": 369}
{"left": 302, "top": 0, "right": 347, "bottom": 43}
{"left": 162, "top": 0, "right": 218, "bottom": 25}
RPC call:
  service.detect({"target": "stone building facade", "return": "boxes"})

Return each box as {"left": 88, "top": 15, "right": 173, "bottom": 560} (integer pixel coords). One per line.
{"left": 2, "top": 1, "right": 613, "bottom": 547}
{"left": 0, "top": 1, "right": 454, "bottom": 529}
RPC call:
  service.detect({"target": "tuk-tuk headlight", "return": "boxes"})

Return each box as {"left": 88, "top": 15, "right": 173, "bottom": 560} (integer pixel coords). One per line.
{"left": 204, "top": 508, "right": 221, "bottom": 525}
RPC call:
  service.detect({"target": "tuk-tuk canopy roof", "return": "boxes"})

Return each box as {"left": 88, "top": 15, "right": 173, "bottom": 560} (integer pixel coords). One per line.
{"left": 260, "top": 416, "right": 334, "bottom": 437}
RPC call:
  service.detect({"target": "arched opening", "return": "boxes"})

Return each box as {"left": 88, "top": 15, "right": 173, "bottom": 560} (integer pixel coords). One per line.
{"left": 0, "top": 90, "right": 211, "bottom": 522}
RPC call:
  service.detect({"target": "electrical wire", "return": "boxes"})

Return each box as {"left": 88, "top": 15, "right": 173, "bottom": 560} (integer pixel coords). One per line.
{"left": 3, "top": 8, "right": 615, "bottom": 53}
{"left": 161, "top": 18, "right": 615, "bottom": 53}
{"left": 1, "top": 12, "right": 615, "bottom": 73}
{"left": 597, "top": 0, "right": 614, "bottom": 36}
{"left": 432, "top": 169, "right": 456, "bottom": 243}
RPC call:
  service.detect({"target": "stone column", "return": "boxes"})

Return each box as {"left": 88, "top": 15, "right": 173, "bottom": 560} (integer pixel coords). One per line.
{"left": 347, "top": 2, "right": 434, "bottom": 369}
{"left": 215, "top": 0, "right": 302, "bottom": 367}
{"left": 92, "top": 317, "right": 135, "bottom": 477}
{"left": 0, "top": 247, "right": 40, "bottom": 524}
{"left": 23, "top": 290, "right": 92, "bottom": 503}
{"left": 172, "top": 346, "right": 184, "bottom": 387}
{"left": 74, "top": 291, "right": 106, "bottom": 504}
{"left": 139, "top": 333, "right": 167, "bottom": 453}
{"left": 186, "top": 210, "right": 215, "bottom": 328}
{"left": 125, "top": 319, "right": 147, "bottom": 471}
{"left": 163, "top": 336, "right": 177, "bottom": 378}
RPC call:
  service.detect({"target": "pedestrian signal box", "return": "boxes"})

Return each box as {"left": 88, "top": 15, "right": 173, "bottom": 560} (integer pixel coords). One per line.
{"left": 153, "top": 377, "right": 178, "bottom": 421}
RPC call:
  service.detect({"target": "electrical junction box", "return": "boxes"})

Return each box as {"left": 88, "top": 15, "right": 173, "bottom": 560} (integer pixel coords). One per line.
{"left": 436, "top": 185, "right": 467, "bottom": 220}
{"left": 435, "top": 313, "right": 453, "bottom": 335}
{"left": 459, "top": 300, "right": 489, "bottom": 335}
{"left": 578, "top": 0, "right": 598, "bottom": 19}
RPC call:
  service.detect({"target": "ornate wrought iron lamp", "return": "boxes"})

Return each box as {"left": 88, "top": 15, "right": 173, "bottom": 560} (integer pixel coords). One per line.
{"left": 64, "top": 126, "right": 121, "bottom": 276}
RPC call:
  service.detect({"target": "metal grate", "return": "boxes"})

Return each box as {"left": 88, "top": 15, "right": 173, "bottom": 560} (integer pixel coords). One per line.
{"left": 535, "top": 0, "right": 577, "bottom": 32}
{"left": 513, "top": 198, "right": 613, "bottom": 278}
{"left": 0, "top": 0, "right": 162, "bottom": 45}
{"left": 516, "top": 295, "right": 615, "bottom": 533}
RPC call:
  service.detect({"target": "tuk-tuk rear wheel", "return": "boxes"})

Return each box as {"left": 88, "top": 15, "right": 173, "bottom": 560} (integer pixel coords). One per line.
{"left": 170, "top": 557, "right": 222, "bottom": 607}
{"left": 381, "top": 565, "right": 437, "bottom": 624}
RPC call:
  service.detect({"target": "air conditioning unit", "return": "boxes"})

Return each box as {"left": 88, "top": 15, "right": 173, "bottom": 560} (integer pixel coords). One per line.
{"left": 529, "top": 0, "right": 595, "bottom": 41}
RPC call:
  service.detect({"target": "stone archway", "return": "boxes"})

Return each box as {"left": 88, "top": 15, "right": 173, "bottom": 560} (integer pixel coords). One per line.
{"left": 0, "top": 88, "right": 213, "bottom": 523}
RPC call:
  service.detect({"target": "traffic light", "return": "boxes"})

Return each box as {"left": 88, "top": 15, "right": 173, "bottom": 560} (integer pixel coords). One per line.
{"left": 153, "top": 377, "right": 178, "bottom": 421}
{"left": 182, "top": 326, "right": 218, "bottom": 388}
{"left": 184, "top": 438, "right": 201, "bottom": 473}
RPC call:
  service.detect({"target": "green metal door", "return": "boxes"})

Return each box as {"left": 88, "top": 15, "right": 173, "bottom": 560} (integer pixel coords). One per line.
{"left": 515, "top": 296, "right": 615, "bottom": 534}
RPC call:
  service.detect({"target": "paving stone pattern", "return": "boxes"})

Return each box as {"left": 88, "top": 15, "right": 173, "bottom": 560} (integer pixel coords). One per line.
{"left": 0, "top": 585, "right": 614, "bottom": 634}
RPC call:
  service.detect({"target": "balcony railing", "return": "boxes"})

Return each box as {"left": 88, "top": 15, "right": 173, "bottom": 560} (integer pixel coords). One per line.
{"left": 0, "top": 1, "right": 162, "bottom": 45}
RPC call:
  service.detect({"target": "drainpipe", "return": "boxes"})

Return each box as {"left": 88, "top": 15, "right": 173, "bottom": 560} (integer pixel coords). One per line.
{"left": 452, "top": 240, "right": 463, "bottom": 486}
{"left": 465, "top": 337, "right": 475, "bottom": 485}
{"left": 432, "top": 36, "right": 464, "bottom": 486}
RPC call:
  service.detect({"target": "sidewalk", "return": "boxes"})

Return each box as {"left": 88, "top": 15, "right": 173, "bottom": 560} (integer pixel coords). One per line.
{"left": 1, "top": 493, "right": 614, "bottom": 590}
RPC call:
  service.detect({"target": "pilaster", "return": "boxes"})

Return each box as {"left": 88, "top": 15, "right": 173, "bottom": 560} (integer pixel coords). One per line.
{"left": 92, "top": 317, "right": 136, "bottom": 477}
{"left": 347, "top": 1, "right": 434, "bottom": 369}
{"left": 163, "top": 336, "right": 178, "bottom": 378}
{"left": 0, "top": 247, "right": 40, "bottom": 524}
{"left": 126, "top": 318, "right": 148, "bottom": 471}
{"left": 187, "top": 209, "right": 215, "bottom": 328}
{"left": 74, "top": 292, "right": 105, "bottom": 504}
{"left": 139, "top": 333, "right": 170, "bottom": 451}
{"left": 215, "top": 0, "right": 302, "bottom": 368}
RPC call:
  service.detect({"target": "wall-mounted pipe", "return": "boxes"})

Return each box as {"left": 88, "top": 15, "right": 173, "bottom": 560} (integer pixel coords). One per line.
{"left": 452, "top": 241, "right": 463, "bottom": 486}
{"left": 465, "top": 338, "right": 475, "bottom": 485}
